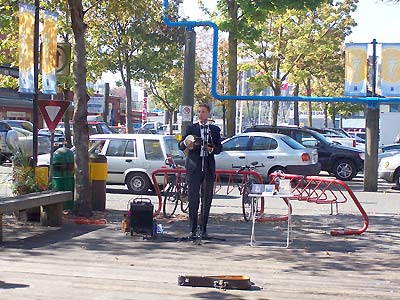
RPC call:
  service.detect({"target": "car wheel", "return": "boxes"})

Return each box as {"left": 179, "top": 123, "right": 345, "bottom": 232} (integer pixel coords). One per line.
{"left": 333, "top": 159, "right": 357, "bottom": 181}
{"left": 126, "top": 172, "right": 151, "bottom": 194}
{"left": 394, "top": 170, "right": 400, "bottom": 189}
{"left": 268, "top": 166, "right": 287, "bottom": 176}
{"left": 267, "top": 166, "right": 287, "bottom": 182}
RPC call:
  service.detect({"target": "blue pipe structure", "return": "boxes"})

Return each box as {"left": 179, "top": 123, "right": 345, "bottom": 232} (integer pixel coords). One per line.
{"left": 163, "top": 0, "right": 400, "bottom": 105}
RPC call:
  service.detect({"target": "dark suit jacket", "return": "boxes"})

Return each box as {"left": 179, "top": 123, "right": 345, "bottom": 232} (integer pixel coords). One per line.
{"left": 179, "top": 123, "right": 223, "bottom": 181}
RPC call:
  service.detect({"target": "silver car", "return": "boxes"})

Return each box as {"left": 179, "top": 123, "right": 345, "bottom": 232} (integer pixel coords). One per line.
{"left": 215, "top": 132, "right": 320, "bottom": 181}
{"left": 38, "top": 134, "right": 185, "bottom": 194}
{"left": 378, "top": 153, "right": 400, "bottom": 188}
{"left": 11, "top": 127, "right": 51, "bottom": 155}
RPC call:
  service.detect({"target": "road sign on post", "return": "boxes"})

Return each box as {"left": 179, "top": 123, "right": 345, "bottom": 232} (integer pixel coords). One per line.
{"left": 38, "top": 100, "right": 70, "bottom": 132}
{"left": 56, "top": 42, "right": 71, "bottom": 75}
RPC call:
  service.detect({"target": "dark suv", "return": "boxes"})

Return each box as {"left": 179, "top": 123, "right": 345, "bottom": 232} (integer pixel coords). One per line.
{"left": 244, "top": 125, "right": 365, "bottom": 181}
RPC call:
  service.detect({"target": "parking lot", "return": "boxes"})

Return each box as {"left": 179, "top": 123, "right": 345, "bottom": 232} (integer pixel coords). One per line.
{"left": 1, "top": 163, "right": 400, "bottom": 299}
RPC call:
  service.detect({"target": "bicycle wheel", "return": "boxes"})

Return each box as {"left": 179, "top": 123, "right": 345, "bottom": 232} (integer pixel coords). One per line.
{"left": 242, "top": 182, "right": 252, "bottom": 222}
{"left": 163, "top": 183, "right": 179, "bottom": 218}
{"left": 180, "top": 183, "right": 189, "bottom": 214}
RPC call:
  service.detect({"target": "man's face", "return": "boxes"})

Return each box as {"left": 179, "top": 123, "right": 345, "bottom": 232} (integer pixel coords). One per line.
{"left": 197, "top": 106, "right": 210, "bottom": 124}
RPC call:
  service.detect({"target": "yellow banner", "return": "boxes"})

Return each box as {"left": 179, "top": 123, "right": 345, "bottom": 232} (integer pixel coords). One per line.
{"left": 344, "top": 43, "right": 368, "bottom": 96}
{"left": 18, "top": 3, "right": 35, "bottom": 94}
{"left": 41, "top": 10, "right": 58, "bottom": 94}
{"left": 381, "top": 44, "right": 400, "bottom": 97}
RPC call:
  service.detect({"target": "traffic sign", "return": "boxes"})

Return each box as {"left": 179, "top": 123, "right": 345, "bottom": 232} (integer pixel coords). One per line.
{"left": 38, "top": 100, "right": 70, "bottom": 132}
{"left": 56, "top": 43, "right": 71, "bottom": 75}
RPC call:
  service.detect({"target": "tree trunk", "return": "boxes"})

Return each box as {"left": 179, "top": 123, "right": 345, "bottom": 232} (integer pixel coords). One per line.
{"left": 293, "top": 83, "right": 300, "bottom": 126}
{"left": 68, "top": 0, "right": 92, "bottom": 217}
{"left": 226, "top": 0, "right": 238, "bottom": 137}
{"left": 63, "top": 88, "right": 73, "bottom": 148}
{"left": 125, "top": 53, "right": 133, "bottom": 133}
{"left": 271, "top": 86, "right": 281, "bottom": 127}
{"left": 323, "top": 103, "right": 328, "bottom": 128}
{"left": 306, "top": 79, "right": 312, "bottom": 127}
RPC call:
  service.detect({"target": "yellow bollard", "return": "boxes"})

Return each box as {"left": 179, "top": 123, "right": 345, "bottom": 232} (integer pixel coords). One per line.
{"left": 35, "top": 166, "right": 49, "bottom": 189}
{"left": 89, "top": 154, "right": 107, "bottom": 211}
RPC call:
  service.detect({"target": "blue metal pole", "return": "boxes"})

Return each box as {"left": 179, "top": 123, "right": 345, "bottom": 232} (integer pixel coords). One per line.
{"left": 163, "top": 0, "right": 400, "bottom": 105}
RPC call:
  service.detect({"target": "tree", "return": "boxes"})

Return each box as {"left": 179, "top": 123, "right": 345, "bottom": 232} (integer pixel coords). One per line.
{"left": 86, "top": 0, "right": 184, "bottom": 133}
{"left": 237, "top": 0, "right": 357, "bottom": 126}
{"left": 213, "top": 0, "right": 328, "bottom": 135}
{"left": 0, "top": 0, "right": 20, "bottom": 88}
{"left": 67, "top": 0, "right": 91, "bottom": 217}
{"left": 148, "top": 66, "right": 183, "bottom": 134}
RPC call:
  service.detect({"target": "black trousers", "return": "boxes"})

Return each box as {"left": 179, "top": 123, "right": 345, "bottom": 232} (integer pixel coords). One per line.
{"left": 187, "top": 168, "right": 214, "bottom": 234}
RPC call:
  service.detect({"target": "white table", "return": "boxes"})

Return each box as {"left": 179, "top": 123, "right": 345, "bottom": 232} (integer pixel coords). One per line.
{"left": 248, "top": 193, "right": 293, "bottom": 248}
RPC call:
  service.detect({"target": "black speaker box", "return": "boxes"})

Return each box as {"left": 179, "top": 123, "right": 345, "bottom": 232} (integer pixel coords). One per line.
{"left": 129, "top": 200, "right": 154, "bottom": 236}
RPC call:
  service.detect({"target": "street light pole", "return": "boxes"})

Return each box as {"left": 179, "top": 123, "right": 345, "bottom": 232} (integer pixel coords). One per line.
{"left": 364, "top": 39, "right": 379, "bottom": 192}
{"left": 181, "top": 28, "right": 196, "bottom": 134}
{"left": 32, "top": 0, "right": 40, "bottom": 169}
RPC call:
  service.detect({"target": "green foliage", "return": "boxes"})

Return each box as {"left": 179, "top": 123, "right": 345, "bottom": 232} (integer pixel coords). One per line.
{"left": 0, "top": 0, "right": 19, "bottom": 67}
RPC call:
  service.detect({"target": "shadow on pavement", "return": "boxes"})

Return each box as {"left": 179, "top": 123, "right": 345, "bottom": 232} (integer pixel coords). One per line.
{"left": 0, "top": 280, "right": 30, "bottom": 290}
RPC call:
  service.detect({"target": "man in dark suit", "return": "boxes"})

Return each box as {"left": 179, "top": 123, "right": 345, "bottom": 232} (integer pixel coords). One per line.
{"left": 178, "top": 104, "right": 223, "bottom": 239}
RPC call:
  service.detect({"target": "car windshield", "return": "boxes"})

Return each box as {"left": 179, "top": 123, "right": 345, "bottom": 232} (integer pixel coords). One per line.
{"left": 164, "top": 137, "right": 185, "bottom": 160}
{"left": 281, "top": 135, "right": 305, "bottom": 149}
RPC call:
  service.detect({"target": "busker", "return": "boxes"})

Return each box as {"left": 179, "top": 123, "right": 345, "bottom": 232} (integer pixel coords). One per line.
{"left": 178, "top": 104, "right": 223, "bottom": 239}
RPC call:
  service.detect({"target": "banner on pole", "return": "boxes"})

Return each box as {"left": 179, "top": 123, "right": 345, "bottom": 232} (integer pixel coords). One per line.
{"left": 142, "top": 97, "right": 148, "bottom": 124}
{"left": 18, "top": 3, "right": 35, "bottom": 94}
{"left": 344, "top": 43, "right": 368, "bottom": 96}
{"left": 380, "top": 43, "right": 400, "bottom": 97}
{"left": 41, "top": 10, "right": 58, "bottom": 94}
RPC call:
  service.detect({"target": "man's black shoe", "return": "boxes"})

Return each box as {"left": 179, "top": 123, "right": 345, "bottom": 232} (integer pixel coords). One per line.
{"left": 201, "top": 232, "right": 210, "bottom": 240}
{"left": 188, "top": 232, "right": 198, "bottom": 240}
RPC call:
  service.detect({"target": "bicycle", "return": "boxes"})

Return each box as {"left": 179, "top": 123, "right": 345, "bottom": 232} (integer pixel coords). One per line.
{"left": 232, "top": 161, "right": 264, "bottom": 222}
{"left": 162, "top": 156, "right": 189, "bottom": 218}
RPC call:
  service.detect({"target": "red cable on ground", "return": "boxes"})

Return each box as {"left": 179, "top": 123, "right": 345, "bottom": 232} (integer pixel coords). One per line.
{"left": 74, "top": 217, "right": 107, "bottom": 225}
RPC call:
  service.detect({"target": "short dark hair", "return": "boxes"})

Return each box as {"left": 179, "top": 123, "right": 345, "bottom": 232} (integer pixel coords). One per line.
{"left": 198, "top": 103, "right": 210, "bottom": 112}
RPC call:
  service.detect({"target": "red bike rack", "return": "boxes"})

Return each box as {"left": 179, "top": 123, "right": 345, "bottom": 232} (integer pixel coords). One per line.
{"left": 151, "top": 168, "right": 368, "bottom": 236}
{"left": 268, "top": 173, "right": 369, "bottom": 236}
{"left": 151, "top": 168, "right": 264, "bottom": 216}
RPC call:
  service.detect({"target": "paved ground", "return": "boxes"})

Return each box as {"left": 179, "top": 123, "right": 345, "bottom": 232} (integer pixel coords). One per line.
{"left": 1, "top": 164, "right": 400, "bottom": 299}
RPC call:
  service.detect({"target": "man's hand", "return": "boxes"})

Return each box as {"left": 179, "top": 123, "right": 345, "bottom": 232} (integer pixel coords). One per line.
{"left": 204, "top": 144, "right": 214, "bottom": 154}
{"left": 184, "top": 135, "right": 195, "bottom": 150}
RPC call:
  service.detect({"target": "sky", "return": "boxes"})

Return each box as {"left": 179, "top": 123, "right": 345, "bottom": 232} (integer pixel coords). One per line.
{"left": 103, "top": 0, "right": 400, "bottom": 85}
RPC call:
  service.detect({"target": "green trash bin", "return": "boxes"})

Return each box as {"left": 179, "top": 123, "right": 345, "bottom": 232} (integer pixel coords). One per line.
{"left": 52, "top": 147, "right": 74, "bottom": 210}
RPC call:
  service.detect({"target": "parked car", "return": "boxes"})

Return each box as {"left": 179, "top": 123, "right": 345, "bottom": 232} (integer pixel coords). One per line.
{"left": 381, "top": 143, "right": 400, "bottom": 153}
{"left": 305, "top": 127, "right": 357, "bottom": 148}
{"left": 38, "top": 128, "right": 67, "bottom": 149}
{"left": 141, "top": 122, "right": 164, "bottom": 134}
{"left": 244, "top": 125, "right": 365, "bottom": 181}
{"left": 0, "top": 121, "right": 18, "bottom": 163}
{"left": 38, "top": 134, "right": 185, "bottom": 194}
{"left": 162, "top": 123, "right": 182, "bottom": 135}
{"left": 215, "top": 132, "right": 320, "bottom": 181}
{"left": 378, "top": 153, "right": 400, "bottom": 188}
{"left": 56, "top": 121, "right": 114, "bottom": 135}
{"left": 348, "top": 131, "right": 366, "bottom": 141}
{"left": 3, "top": 119, "right": 33, "bottom": 131}
{"left": 12, "top": 127, "right": 51, "bottom": 155}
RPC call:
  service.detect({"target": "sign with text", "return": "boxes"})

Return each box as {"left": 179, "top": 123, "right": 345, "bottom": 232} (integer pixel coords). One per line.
{"left": 88, "top": 96, "right": 105, "bottom": 114}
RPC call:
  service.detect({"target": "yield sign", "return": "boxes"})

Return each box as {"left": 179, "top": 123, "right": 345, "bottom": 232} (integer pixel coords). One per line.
{"left": 38, "top": 100, "right": 70, "bottom": 132}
